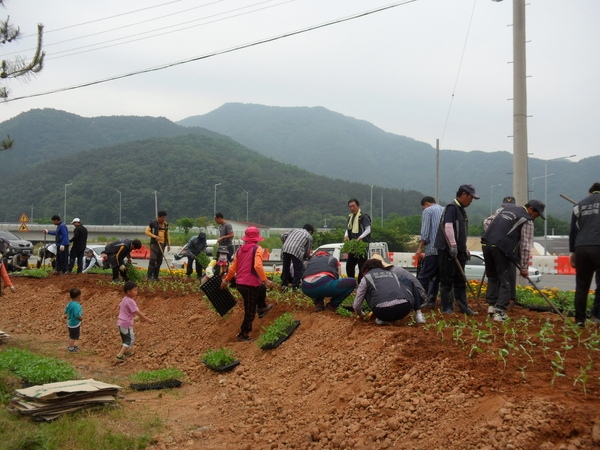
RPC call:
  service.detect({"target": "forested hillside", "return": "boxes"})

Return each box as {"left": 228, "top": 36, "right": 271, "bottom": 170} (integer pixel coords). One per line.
{"left": 0, "top": 133, "right": 425, "bottom": 228}
{"left": 179, "top": 103, "right": 598, "bottom": 220}
{"left": 0, "top": 108, "right": 220, "bottom": 178}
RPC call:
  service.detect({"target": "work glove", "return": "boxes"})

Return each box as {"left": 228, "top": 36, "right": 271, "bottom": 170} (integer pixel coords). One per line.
{"left": 449, "top": 246, "right": 458, "bottom": 258}
{"left": 59, "top": 245, "right": 65, "bottom": 251}
{"left": 119, "top": 265, "right": 126, "bottom": 272}
{"left": 43, "top": 229, "right": 48, "bottom": 234}
{"left": 10, "top": 286, "right": 16, "bottom": 293}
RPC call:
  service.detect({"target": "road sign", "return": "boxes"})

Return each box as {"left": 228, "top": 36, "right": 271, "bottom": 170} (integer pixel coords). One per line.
{"left": 19, "top": 213, "right": 29, "bottom": 223}
{"left": 19, "top": 223, "right": 29, "bottom": 232}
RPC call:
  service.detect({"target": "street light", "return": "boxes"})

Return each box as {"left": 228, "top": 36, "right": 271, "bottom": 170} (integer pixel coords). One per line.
{"left": 64, "top": 183, "right": 73, "bottom": 220}
{"left": 242, "top": 190, "right": 249, "bottom": 222}
{"left": 530, "top": 174, "right": 552, "bottom": 197}
{"left": 490, "top": 184, "right": 502, "bottom": 214}
{"left": 543, "top": 154, "right": 576, "bottom": 254}
{"left": 115, "top": 189, "right": 122, "bottom": 225}
{"left": 370, "top": 185, "right": 374, "bottom": 219}
{"left": 214, "top": 183, "right": 222, "bottom": 216}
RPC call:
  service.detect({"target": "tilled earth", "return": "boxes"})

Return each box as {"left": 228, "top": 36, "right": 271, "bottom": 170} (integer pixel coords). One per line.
{"left": 1, "top": 274, "right": 600, "bottom": 449}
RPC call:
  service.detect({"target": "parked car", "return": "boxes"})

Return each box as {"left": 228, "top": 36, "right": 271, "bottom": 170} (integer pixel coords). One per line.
{"left": 465, "top": 251, "right": 542, "bottom": 283}
{"left": 0, "top": 230, "right": 34, "bottom": 257}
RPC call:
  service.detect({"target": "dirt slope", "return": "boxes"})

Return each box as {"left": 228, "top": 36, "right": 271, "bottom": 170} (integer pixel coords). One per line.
{"left": 1, "top": 274, "right": 600, "bottom": 449}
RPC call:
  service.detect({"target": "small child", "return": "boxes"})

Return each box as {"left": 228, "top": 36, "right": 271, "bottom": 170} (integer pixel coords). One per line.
{"left": 65, "top": 287, "right": 83, "bottom": 352}
{"left": 116, "top": 280, "right": 154, "bottom": 361}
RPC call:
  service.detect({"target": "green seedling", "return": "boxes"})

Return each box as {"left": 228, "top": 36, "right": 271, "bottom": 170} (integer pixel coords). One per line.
{"left": 573, "top": 356, "right": 593, "bottom": 396}
{"left": 498, "top": 348, "right": 509, "bottom": 371}
{"left": 202, "top": 348, "right": 237, "bottom": 367}
{"left": 518, "top": 365, "right": 527, "bottom": 381}
{"left": 550, "top": 351, "right": 566, "bottom": 386}
{"left": 129, "top": 368, "right": 185, "bottom": 384}
{"left": 256, "top": 312, "right": 297, "bottom": 348}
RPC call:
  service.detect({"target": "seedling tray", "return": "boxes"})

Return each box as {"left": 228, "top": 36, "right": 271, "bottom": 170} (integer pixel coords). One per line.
{"left": 201, "top": 360, "right": 240, "bottom": 372}
{"left": 261, "top": 320, "right": 300, "bottom": 350}
{"left": 129, "top": 379, "right": 182, "bottom": 391}
{"left": 200, "top": 275, "right": 237, "bottom": 316}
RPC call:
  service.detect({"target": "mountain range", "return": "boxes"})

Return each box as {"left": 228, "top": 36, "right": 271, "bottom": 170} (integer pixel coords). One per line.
{"left": 0, "top": 105, "right": 595, "bottom": 227}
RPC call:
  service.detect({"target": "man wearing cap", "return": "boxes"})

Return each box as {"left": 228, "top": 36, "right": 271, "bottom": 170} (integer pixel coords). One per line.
{"left": 485, "top": 195, "right": 518, "bottom": 307}
{"left": 44, "top": 215, "right": 70, "bottom": 275}
{"left": 415, "top": 196, "right": 444, "bottom": 308}
{"left": 569, "top": 182, "right": 600, "bottom": 327}
{"left": 68, "top": 218, "right": 88, "bottom": 274}
{"left": 221, "top": 226, "right": 275, "bottom": 341}
{"left": 434, "top": 184, "right": 480, "bottom": 315}
{"left": 482, "top": 199, "right": 545, "bottom": 321}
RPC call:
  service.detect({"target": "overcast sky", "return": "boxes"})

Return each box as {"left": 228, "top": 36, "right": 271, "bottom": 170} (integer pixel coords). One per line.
{"left": 0, "top": 0, "right": 598, "bottom": 161}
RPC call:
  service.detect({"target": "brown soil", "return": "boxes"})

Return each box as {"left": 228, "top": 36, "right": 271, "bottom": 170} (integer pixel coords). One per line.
{"left": 2, "top": 274, "right": 600, "bottom": 450}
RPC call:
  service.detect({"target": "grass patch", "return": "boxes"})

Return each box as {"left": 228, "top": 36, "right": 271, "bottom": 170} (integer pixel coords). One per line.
{"left": 0, "top": 348, "right": 78, "bottom": 385}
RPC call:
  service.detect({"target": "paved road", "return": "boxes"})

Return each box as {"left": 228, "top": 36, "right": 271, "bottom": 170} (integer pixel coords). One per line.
{"left": 530, "top": 273, "right": 576, "bottom": 291}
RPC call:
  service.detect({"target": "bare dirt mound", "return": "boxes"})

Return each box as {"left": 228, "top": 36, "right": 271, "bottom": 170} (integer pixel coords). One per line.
{"left": 2, "top": 274, "right": 600, "bottom": 449}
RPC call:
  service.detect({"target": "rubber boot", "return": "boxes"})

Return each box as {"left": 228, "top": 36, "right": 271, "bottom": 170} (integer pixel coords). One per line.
{"left": 455, "top": 289, "right": 477, "bottom": 316}
{"left": 440, "top": 287, "right": 454, "bottom": 314}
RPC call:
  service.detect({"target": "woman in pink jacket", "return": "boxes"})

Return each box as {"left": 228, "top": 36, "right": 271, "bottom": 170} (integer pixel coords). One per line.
{"left": 221, "top": 227, "right": 275, "bottom": 341}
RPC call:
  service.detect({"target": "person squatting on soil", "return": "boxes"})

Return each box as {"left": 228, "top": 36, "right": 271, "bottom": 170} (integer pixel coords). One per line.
{"left": 202, "top": 245, "right": 231, "bottom": 284}
{"left": 353, "top": 258, "right": 423, "bottom": 325}
{"left": 184, "top": 231, "right": 207, "bottom": 278}
{"left": 415, "top": 196, "right": 444, "bottom": 308}
{"left": 569, "top": 182, "right": 600, "bottom": 327}
{"left": 221, "top": 226, "right": 275, "bottom": 342}
{"left": 0, "top": 238, "right": 15, "bottom": 293}
{"left": 68, "top": 218, "right": 88, "bottom": 274}
{"left": 145, "top": 211, "right": 170, "bottom": 281}
{"left": 214, "top": 212, "right": 235, "bottom": 262}
{"left": 65, "top": 287, "right": 83, "bottom": 353}
{"left": 301, "top": 251, "right": 356, "bottom": 312}
{"left": 81, "top": 249, "right": 98, "bottom": 274}
{"left": 482, "top": 199, "right": 546, "bottom": 322}
{"left": 281, "top": 223, "right": 314, "bottom": 290}
{"left": 344, "top": 198, "right": 371, "bottom": 284}
{"left": 434, "top": 184, "right": 480, "bottom": 316}
{"left": 5, "top": 250, "right": 30, "bottom": 272}
{"left": 44, "top": 215, "right": 70, "bottom": 275}
{"left": 371, "top": 253, "right": 426, "bottom": 324}
{"left": 116, "top": 281, "right": 154, "bottom": 361}
{"left": 104, "top": 239, "right": 142, "bottom": 283}
{"left": 37, "top": 244, "right": 57, "bottom": 269}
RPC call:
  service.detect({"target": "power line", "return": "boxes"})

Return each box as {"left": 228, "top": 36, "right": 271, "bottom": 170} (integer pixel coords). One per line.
{"left": 6, "top": 0, "right": 417, "bottom": 104}
{"left": 439, "top": 0, "right": 477, "bottom": 148}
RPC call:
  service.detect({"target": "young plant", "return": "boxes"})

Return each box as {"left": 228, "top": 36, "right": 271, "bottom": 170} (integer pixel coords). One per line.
{"left": 498, "top": 348, "right": 509, "bottom": 372}
{"left": 129, "top": 368, "right": 185, "bottom": 384}
{"left": 550, "top": 351, "right": 566, "bottom": 386}
{"left": 202, "top": 348, "right": 237, "bottom": 368}
{"left": 573, "top": 356, "right": 593, "bottom": 396}
{"left": 256, "top": 312, "right": 297, "bottom": 348}
{"left": 340, "top": 240, "right": 368, "bottom": 258}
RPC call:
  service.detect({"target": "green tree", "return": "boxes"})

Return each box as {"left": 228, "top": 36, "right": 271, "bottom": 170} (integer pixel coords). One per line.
{"left": 177, "top": 218, "right": 194, "bottom": 235}
{"left": 0, "top": 0, "right": 45, "bottom": 149}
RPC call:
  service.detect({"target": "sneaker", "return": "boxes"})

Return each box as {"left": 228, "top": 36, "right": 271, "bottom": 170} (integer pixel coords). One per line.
{"left": 237, "top": 334, "right": 252, "bottom": 342}
{"left": 68, "top": 347, "right": 78, "bottom": 353}
{"left": 124, "top": 351, "right": 134, "bottom": 357}
{"left": 314, "top": 302, "right": 325, "bottom": 312}
{"left": 488, "top": 305, "right": 495, "bottom": 316}
{"left": 115, "top": 355, "right": 126, "bottom": 361}
{"left": 415, "top": 310, "right": 426, "bottom": 324}
{"left": 375, "top": 318, "right": 392, "bottom": 326}
{"left": 257, "top": 304, "right": 274, "bottom": 319}
{"left": 493, "top": 309, "right": 509, "bottom": 322}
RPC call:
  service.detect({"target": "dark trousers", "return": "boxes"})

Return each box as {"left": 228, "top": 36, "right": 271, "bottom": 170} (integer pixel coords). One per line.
{"left": 147, "top": 243, "right": 165, "bottom": 280}
{"left": 438, "top": 248, "right": 467, "bottom": 311}
{"left": 281, "top": 252, "right": 303, "bottom": 288}
{"left": 346, "top": 253, "right": 367, "bottom": 283}
{"left": 56, "top": 246, "right": 69, "bottom": 274}
{"left": 483, "top": 246, "right": 513, "bottom": 310}
{"left": 186, "top": 254, "right": 202, "bottom": 278}
{"left": 417, "top": 254, "right": 439, "bottom": 303}
{"left": 373, "top": 301, "right": 412, "bottom": 322}
{"left": 68, "top": 247, "right": 85, "bottom": 273}
{"left": 236, "top": 283, "right": 267, "bottom": 336}
{"left": 574, "top": 246, "right": 600, "bottom": 323}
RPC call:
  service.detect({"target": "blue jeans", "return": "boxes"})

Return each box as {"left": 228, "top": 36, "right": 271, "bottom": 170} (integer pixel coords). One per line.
{"left": 301, "top": 276, "right": 356, "bottom": 307}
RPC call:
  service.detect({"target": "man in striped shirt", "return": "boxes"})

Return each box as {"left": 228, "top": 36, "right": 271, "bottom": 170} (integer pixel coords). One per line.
{"left": 415, "top": 196, "right": 444, "bottom": 308}
{"left": 281, "top": 224, "right": 314, "bottom": 290}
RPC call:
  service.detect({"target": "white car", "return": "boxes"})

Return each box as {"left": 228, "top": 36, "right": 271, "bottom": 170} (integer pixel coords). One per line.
{"left": 466, "top": 251, "right": 542, "bottom": 283}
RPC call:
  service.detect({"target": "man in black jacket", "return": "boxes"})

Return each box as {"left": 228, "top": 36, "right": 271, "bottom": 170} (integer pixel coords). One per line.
{"left": 185, "top": 231, "right": 207, "bottom": 278}
{"left": 68, "top": 218, "right": 88, "bottom": 274}
{"left": 104, "top": 239, "right": 142, "bottom": 282}
{"left": 145, "top": 211, "right": 170, "bottom": 281}
{"left": 569, "top": 182, "right": 600, "bottom": 326}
